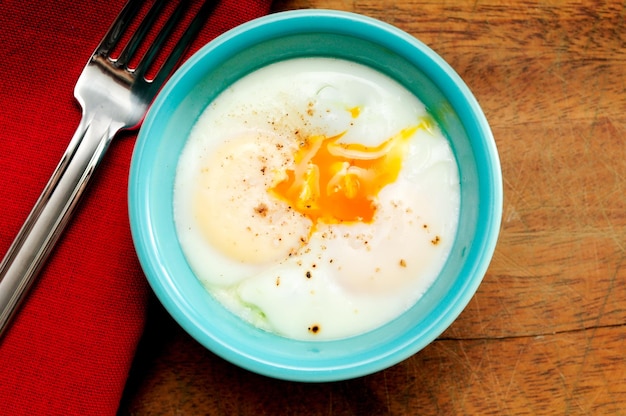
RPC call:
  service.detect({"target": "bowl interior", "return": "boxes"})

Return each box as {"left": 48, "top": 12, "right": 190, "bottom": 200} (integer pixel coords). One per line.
{"left": 129, "top": 10, "right": 501, "bottom": 382}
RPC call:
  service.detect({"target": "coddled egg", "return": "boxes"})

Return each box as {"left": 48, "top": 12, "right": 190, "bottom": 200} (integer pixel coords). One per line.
{"left": 174, "top": 57, "right": 460, "bottom": 340}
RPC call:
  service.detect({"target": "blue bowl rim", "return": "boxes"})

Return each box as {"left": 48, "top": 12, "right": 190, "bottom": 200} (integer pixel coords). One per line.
{"left": 129, "top": 9, "right": 503, "bottom": 381}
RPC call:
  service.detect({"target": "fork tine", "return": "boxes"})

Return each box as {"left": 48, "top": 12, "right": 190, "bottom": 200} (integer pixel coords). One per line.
{"left": 96, "top": 0, "right": 144, "bottom": 57}
{"left": 148, "top": 0, "right": 221, "bottom": 91}
{"left": 133, "top": 0, "right": 191, "bottom": 80}
{"left": 134, "top": 0, "right": 220, "bottom": 86}
{"left": 115, "top": 0, "right": 168, "bottom": 68}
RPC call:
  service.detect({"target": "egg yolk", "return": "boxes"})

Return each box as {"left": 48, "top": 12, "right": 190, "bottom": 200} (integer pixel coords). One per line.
{"left": 270, "top": 120, "right": 421, "bottom": 225}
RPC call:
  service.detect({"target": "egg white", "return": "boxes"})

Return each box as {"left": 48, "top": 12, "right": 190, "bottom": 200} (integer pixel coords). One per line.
{"left": 174, "top": 57, "right": 460, "bottom": 340}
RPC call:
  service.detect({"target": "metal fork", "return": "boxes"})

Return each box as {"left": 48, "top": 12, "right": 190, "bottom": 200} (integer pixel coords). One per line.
{"left": 0, "top": 0, "right": 218, "bottom": 337}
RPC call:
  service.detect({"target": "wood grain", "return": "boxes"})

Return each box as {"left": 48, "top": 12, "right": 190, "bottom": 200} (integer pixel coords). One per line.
{"left": 119, "top": 1, "right": 626, "bottom": 414}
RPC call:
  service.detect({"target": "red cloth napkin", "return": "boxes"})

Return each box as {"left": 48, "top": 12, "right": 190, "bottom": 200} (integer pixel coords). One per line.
{"left": 0, "top": 0, "right": 273, "bottom": 414}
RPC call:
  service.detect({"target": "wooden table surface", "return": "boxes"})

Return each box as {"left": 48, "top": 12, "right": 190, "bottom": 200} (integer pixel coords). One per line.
{"left": 118, "top": 1, "right": 626, "bottom": 414}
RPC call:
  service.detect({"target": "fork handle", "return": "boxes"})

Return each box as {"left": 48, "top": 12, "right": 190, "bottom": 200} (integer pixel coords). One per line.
{"left": 0, "top": 116, "right": 120, "bottom": 338}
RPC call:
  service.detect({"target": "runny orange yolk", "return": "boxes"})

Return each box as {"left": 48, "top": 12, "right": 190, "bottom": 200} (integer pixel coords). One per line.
{"left": 270, "top": 116, "right": 419, "bottom": 226}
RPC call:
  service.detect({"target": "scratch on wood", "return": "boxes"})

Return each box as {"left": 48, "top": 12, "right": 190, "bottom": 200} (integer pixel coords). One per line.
{"left": 504, "top": 341, "right": 526, "bottom": 399}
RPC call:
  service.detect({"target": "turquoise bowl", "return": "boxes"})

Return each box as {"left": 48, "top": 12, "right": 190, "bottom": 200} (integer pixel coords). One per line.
{"left": 129, "top": 9, "right": 502, "bottom": 382}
